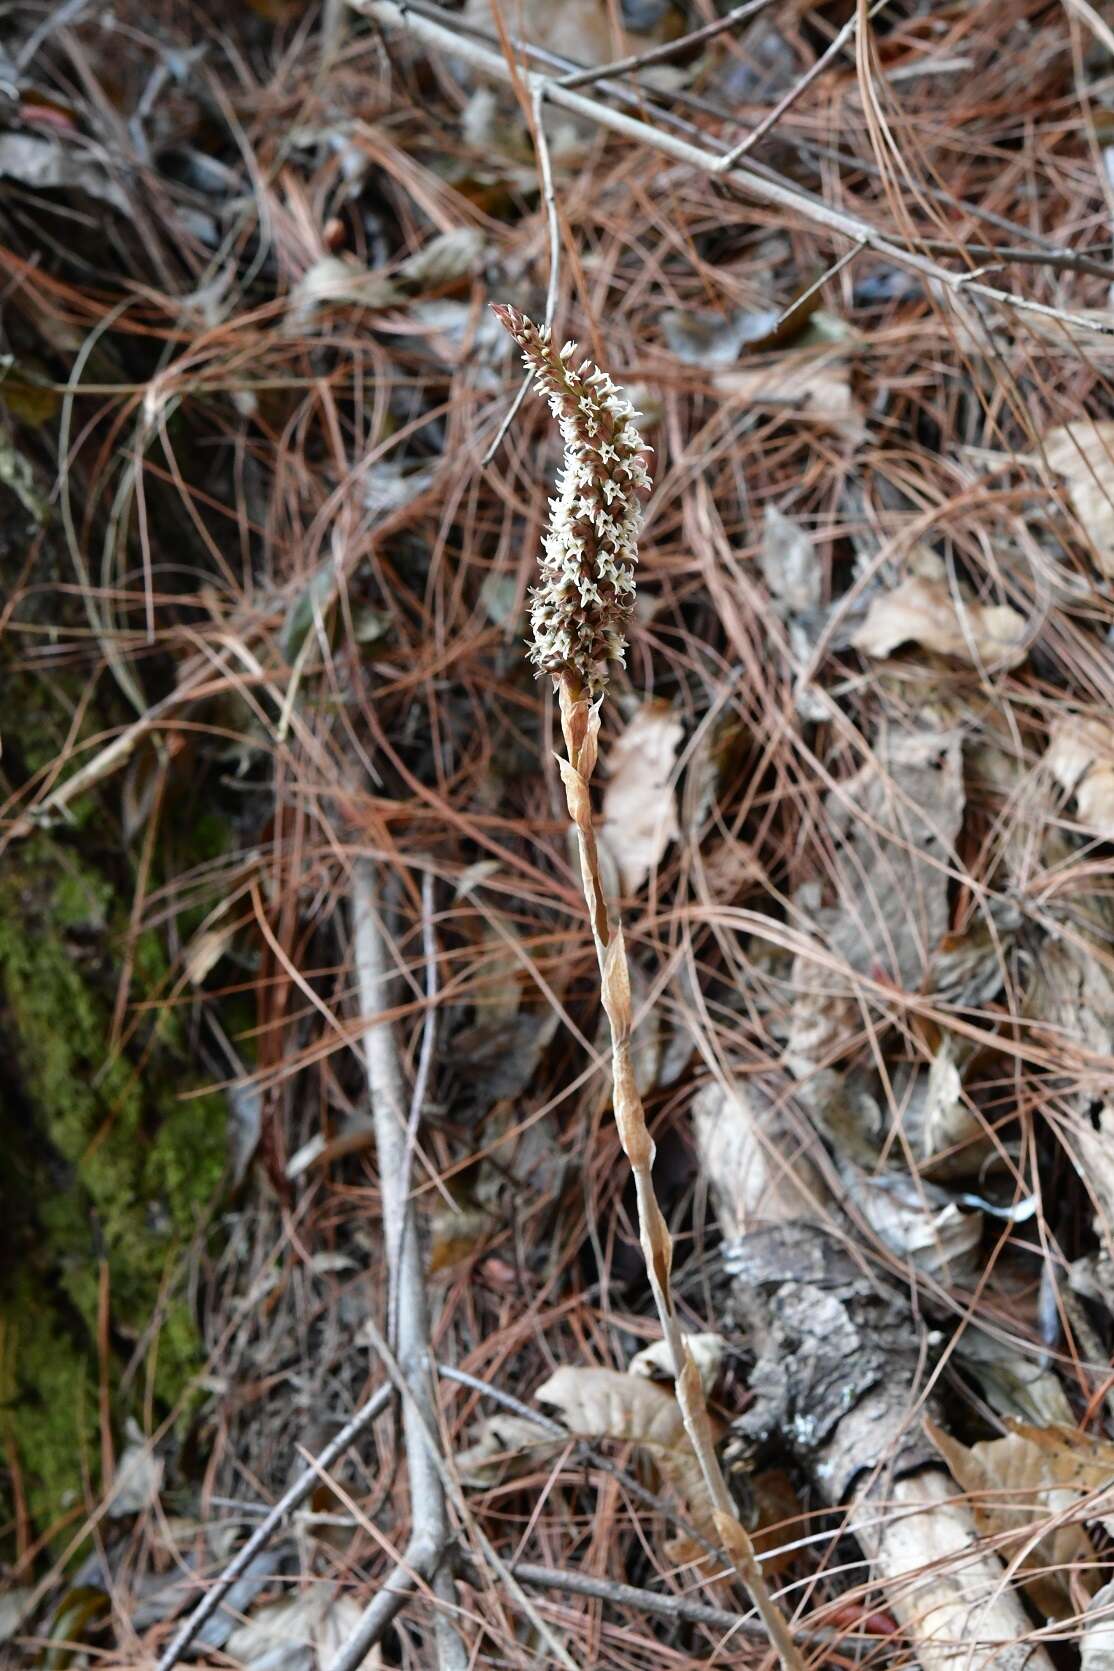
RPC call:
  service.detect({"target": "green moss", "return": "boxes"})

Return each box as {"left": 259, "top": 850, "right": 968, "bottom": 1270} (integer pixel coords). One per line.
{"left": 0, "top": 1278, "right": 96, "bottom": 1538}
{"left": 0, "top": 835, "right": 227, "bottom": 1552}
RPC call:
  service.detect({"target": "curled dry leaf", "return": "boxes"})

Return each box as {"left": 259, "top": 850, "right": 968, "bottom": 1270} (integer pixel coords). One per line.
{"left": 954, "top": 1327, "right": 1074, "bottom": 1428}
{"left": 183, "top": 921, "right": 235, "bottom": 987}
{"left": 840, "top": 1166, "right": 981, "bottom": 1281}
{"left": 1036, "top": 421, "right": 1114, "bottom": 575}
{"left": 1025, "top": 934, "right": 1114, "bottom": 1062}
{"left": 852, "top": 574, "right": 1028, "bottom": 669}
{"left": 1067, "top": 1105, "right": 1114, "bottom": 1256}
{"left": 1046, "top": 717, "right": 1114, "bottom": 838}
{"left": 455, "top": 1413, "right": 563, "bottom": 1487}
{"left": 786, "top": 725, "right": 965, "bottom": 1076}
{"left": 925, "top": 1419, "right": 1108, "bottom": 1619}
{"left": 691, "top": 1078, "right": 830, "bottom": 1240}
{"left": 536, "top": 1364, "right": 718, "bottom": 1540}
{"left": 0, "top": 131, "right": 132, "bottom": 214}
{"left": 287, "top": 230, "right": 484, "bottom": 331}
{"left": 107, "top": 1419, "right": 163, "bottom": 1517}
{"left": 715, "top": 353, "right": 861, "bottom": 438}
{"left": 890, "top": 1038, "right": 991, "bottom": 1181}
{"left": 661, "top": 298, "right": 826, "bottom": 367}
{"left": 599, "top": 702, "right": 683, "bottom": 895}
{"left": 1083, "top": 1582, "right": 1114, "bottom": 1671}
{"left": 630, "top": 1332, "right": 727, "bottom": 1396}
{"left": 224, "top": 1585, "right": 368, "bottom": 1670}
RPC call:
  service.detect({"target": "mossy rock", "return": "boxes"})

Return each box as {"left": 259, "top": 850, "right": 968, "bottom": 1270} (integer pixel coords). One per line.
{"left": 0, "top": 833, "right": 227, "bottom": 1553}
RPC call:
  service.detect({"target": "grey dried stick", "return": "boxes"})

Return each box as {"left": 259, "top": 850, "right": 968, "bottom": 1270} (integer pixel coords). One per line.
{"left": 492, "top": 304, "right": 806, "bottom": 1671}
{"left": 327, "top": 862, "right": 466, "bottom": 1671}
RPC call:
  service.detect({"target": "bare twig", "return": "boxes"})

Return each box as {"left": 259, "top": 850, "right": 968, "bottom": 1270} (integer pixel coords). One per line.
{"left": 555, "top": 0, "right": 776, "bottom": 92}
{"left": 461, "top": 1557, "right": 798, "bottom": 1641}
{"left": 716, "top": 5, "right": 872, "bottom": 166}
{"left": 482, "top": 83, "right": 561, "bottom": 465}
{"left": 154, "top": 1382, "right": 392, "bottom": 1671}
{"left": 388, "top": 866, "right": 437, "bottom": 1342}
{"left": 358, "top": 0, "right": 1114, "bottom": 338}
{"left": 332, "top": 861, "right": 466, "bottom": 1671}
{"left": 358, "top": 1315, "right": 582, "bottom": 1671}
{"left": 414, "top": 0, "right": 1114, "bottom": 284}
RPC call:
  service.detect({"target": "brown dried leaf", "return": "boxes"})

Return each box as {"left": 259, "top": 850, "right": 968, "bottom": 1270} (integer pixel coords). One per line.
{"left": 428, "top": 1204, "right": 495, "bottom": 1274}
{"left": 761, "top": 504, "right": 820, "bottom": 617}
{"left": 107, "top": 1420, "right": 163, "bottom": 1518}
{"left": 852, "top": 575, "right": 1028, "bottom": 669}
{"left": 630, "top": 1332, "right": 726, "bottom": 1396}
{"left": 1025, "top": 935, "right": 1114, "bottom": 1061}
{"left": 1046, "top": 717, "right": 1114, "bottom": 837}
{"left": 787, "top": 726, "right": 965, "bottom": 1075}
{"left": 1083, "top": 1582, "right": 1114, "bottom": 1671}
{"left": 1037, "top": 421, "right": 1114, "bottom": 574}
{"left": 600, "top": 703, "right": 683, "bottom": 894}
{"left": 954, "top": 1328, "right": 1075, "bottom": 1428}
{"left": 536, "top": 1365, "right": 718, "bottom": 1538}
{"left": 456, "top": 1414, "right": 563, "bottom": 1487}
{"left": 692, "top": 1079, "right": 831, "bottom": 1239}
{"left": 714, "top": 354, "right": 861, "bottom": 437}
{"left": 225, "top": 1585, "right": 368, "bottom": 1669}
{"left": 1068, "top": 1106, "right": 1114, "bottom": 1255}
{"left": 183, "top": 922, "right": 235, "bottom": 987}
{"left": 925, "top": 1420, "right": 1104, "bottom": 1618}
{"left": 891, "top": 1039, "right": 991, "bottom": 1180}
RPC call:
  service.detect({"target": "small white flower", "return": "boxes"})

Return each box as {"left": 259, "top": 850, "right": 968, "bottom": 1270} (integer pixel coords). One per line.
{"left": 490, "top": 304, "right": 652, "bottom": 692}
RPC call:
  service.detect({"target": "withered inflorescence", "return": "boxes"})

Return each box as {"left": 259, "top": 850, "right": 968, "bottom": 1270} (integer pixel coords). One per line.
{"left": 491, "top": 304, "right": 651, "bottom": 694}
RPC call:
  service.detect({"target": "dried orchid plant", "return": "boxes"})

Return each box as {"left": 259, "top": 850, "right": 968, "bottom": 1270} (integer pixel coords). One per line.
{"left": 491, "top": 304, "right": 804, "bottom": 1671}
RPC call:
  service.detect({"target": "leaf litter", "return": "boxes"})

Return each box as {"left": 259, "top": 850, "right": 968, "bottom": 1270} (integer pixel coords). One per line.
{"left": 7, "top": 0, "right": 1114, "bottom": 1664}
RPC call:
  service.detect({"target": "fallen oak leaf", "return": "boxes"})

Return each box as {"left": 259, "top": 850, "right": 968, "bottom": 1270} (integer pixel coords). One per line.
{"left": 924, "top": 1418, "right": 1104, "bottom": 1619}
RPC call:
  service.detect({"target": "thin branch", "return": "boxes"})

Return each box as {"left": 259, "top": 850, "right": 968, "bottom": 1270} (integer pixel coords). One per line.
{"left": 154, "top": 1382, "right": 392, "bottom": 1671}
{"left": 388, "top": 865, "right": 438, "bottom": 1341}
{"left": 555, "top": 0, "right": 776, "bottom": 92}
{"left": 482, "top": 83, "right": 561, "bottom": 465}
{"left": 354, "top": 1314, "right": 582, "bottom": 1671}
{"left": 716, "top": 5, "right": 870, "bottom": 166}
{"left": 360, "top": 0, "right": 1114, "bottom": 337}
{"left": 337, "top": 861, "right": 466, "bottom": 1671}
{"left": 472, "top": 1559, "right": 858, "bottom": 1649}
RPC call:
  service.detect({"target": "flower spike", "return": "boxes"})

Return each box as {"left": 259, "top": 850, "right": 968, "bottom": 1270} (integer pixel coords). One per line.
{"left": 491, "top": 304, "right": 651, "bottom": 694}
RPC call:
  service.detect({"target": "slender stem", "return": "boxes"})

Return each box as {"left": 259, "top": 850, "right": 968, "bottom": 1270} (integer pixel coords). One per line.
{"left": 554, "top": 679, "right": 806, "bottom": 1671}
